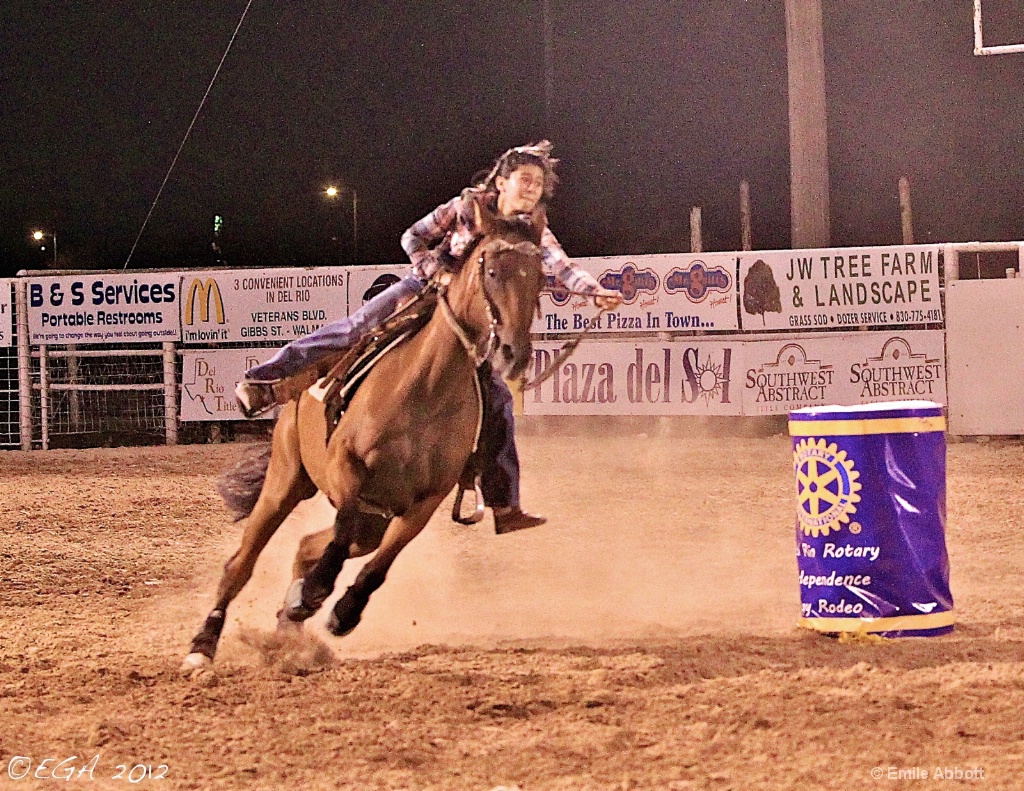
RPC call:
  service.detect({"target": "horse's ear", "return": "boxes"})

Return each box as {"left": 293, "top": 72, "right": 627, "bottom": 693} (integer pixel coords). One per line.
{"left": 473, "top": 196, "right": 498, "bottom": 236}
{"left": 529, "top": 205, "right": 547, "bottom": 244}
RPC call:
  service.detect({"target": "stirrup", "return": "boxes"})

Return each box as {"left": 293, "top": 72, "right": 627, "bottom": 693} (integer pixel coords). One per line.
{"left": 452, "top": 473, "right": 485, "bottom": 524}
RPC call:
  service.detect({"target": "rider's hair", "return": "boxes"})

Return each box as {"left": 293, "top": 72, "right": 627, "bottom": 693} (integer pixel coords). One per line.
{"left": 475, "top": 140, "right": 559, "bottom": 201}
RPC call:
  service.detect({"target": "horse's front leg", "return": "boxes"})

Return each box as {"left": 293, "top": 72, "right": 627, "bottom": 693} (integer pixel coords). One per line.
{"left": 327, "top": 493, "right": 445, "bottom": 637}
{"left": 276, "top": 527, "right": 333, "bottom": 631}
{"left": 182, "top": 437, "right": 315, "bottom": 675}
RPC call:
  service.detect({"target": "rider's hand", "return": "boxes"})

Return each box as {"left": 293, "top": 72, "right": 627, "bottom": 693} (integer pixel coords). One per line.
{"left": 594, "top": 288, "right": 623, "bottom": 310}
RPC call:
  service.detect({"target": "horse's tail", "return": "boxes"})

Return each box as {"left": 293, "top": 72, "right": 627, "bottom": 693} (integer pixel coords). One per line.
{"left": 217, "top": 443, "right": 273, "bottom": 521}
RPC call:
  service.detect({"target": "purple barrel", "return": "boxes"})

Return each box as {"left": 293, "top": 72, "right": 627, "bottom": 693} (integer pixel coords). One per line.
{"left": 790, "top": 400, "right": 954, "bottom": 637}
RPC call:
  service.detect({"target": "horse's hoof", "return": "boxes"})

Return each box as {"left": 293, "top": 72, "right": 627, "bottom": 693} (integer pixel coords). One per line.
{"left": 326, "top": 609, "right": 360, "bottom": 637}
{"left": 275, "top": 610, "right": 304, "bottom": 634}
{"left": 283, "top": 603, "right": 318, "bottom": 623}
{"left": 180, "top": 652, "right": 212, "bottom": 677}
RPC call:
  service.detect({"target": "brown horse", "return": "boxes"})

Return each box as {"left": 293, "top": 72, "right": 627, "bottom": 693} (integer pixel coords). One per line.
{"left": 181, "top": 202, "right": 546, "bottom": 674}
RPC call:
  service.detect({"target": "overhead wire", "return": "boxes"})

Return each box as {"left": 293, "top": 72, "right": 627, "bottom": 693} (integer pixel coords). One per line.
{"left": 122, "top": 0, "right": 256, "bottom": 269}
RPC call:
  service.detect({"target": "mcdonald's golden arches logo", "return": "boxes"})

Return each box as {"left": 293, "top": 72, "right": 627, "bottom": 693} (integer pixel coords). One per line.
{"left": 185, "top": 278, "right": 226, "bottom": 325}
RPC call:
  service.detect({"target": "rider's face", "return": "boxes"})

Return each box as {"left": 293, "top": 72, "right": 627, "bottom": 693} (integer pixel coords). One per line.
{"left": 495, "top": 164, "right": 545, "bottom": 215}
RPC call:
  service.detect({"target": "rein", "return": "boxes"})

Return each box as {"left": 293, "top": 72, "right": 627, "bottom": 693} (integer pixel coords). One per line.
{"left": 519, "top": 302, "right": 610, "bottom": 391}
{"left": 435, "top": 249, "right": 499, "bottom": 369}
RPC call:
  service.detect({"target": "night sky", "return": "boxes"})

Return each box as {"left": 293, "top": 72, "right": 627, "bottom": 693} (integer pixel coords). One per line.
{"left": 2, "top": 1, "right": 1024, "bottom": 278}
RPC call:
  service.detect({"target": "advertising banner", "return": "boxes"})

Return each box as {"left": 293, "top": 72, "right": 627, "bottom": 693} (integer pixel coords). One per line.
{"left": 180, "top": 267, "right": 347, "bottom": 344}
{"left": 738, "top": 245, "right": 943, "bottom": 331}
{"left": 346, "top": 265, "right": 409, "bottom": 316}
{"left": 533, "top": 252, "right": 740, "bottom": 335}
{"left": 525, "top": 330, "right": 945, "bottom": 416}
{"left": 741, "top": 331, "right": 946, "bottom": 415}
{"left": 0, "top": 280, "right": 12, "bottom": 347}
{"left": 525, "top": 339, "right": 742, "bottom": 415}
{"left": 27, "top": 273, "right": 181, "bottom": 344}
{"left": 180, "top": 348, "right": 279, "bottom": 421}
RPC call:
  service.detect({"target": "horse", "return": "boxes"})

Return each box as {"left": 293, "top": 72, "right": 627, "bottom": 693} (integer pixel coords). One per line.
{"left": 181, "top": 201, "right": 546, "bottom": 674}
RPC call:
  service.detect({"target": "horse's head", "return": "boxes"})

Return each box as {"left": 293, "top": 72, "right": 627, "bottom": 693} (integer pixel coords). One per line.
{"left": 446, "top": 199, "right": 545, "bottom": 380}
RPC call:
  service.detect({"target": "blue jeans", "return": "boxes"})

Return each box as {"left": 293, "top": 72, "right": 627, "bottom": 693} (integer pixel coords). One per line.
{"left": 479, "top": 370, "right": 520, "bottom": 509}
{"left": 246, "top": 273, "right": 428, "bottom": 382}
{"left": 247, "top": 272, "right": 520, "bottom": 509}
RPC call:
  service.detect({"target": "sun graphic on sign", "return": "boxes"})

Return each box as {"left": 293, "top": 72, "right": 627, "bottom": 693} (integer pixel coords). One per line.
{"left": 793, "top": 438, "right": 861, "bottom": 537}
{"left": 694, "top": 358, "right": 727, "bottom": 405}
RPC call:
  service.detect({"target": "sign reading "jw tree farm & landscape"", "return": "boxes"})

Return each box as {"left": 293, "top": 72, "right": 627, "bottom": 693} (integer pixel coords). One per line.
{"left": 738, "top": 245, "right": 943, "bottom": 331}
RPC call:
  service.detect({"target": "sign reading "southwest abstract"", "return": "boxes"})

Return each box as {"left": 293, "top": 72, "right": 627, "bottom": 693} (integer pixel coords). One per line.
{"left": 179, "top": 267, "right": 348, "bottom": 344}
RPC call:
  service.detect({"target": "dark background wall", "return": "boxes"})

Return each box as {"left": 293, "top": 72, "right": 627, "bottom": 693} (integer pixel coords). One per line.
{"left": 2, "top": 1, "right": 1022, "bottom": 276}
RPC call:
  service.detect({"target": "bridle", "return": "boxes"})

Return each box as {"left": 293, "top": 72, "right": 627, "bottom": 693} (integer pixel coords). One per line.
{"left": 436, "top": 238, "right": 542, "bottom": 369}
{"left": 435, "top": 238, "right": 611, "bottom": 392}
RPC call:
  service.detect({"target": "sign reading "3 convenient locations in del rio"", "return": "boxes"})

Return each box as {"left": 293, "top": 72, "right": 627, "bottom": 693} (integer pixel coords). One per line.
{"left": 179, "top": 267, "right": 348, "bottom": 344}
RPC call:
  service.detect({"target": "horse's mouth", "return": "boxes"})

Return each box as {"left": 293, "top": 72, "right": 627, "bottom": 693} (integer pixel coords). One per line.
{"left": 497, "top": 342, "right": 531, "bottom": 380}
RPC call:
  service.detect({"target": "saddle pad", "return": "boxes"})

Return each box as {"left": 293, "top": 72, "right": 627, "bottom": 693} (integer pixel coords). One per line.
{"left": 307, "top": 377, "right": 330, "bottom": 403}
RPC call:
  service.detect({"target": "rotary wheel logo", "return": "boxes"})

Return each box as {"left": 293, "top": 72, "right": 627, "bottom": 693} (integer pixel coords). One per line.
{"left": 793, "top": 438, "right": 861, "bottom": 537}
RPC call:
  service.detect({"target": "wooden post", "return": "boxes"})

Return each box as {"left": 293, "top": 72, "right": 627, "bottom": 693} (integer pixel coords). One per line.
{"left": 785, "top": 0, "right": 831, "bottom": 248}
{"left": 899, "top": 176, "right": 915, "bottom": 245}
{"left": 67, "top": 343, "right": 82, "bottom": 432}
{"left": 690, "top": 206, "right": 702, "bottom": 253}
{"left": 740, "top": 180, "right": 753, "bottom": 251}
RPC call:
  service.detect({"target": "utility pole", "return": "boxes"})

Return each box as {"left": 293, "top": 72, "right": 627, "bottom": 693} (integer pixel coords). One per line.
{"left": 785, "top": 0, "right": 830, "bottom": 248}
{"left": 542, "top": 0, "right": 554, "bottom": 133}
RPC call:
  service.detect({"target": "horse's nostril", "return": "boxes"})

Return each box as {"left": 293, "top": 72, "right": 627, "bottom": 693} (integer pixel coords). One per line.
{"left": 501, "top": 344, "right": 515, "bottom": 363}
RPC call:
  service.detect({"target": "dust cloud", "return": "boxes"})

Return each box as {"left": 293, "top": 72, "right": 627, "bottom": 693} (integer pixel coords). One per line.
{"left": 215, "top": 432, "right": 802, "bottom": 660}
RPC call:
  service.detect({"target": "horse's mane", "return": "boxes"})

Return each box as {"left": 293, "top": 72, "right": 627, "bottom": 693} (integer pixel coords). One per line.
{"left": 490, "top": 212, "right": 545, "bottom": 245}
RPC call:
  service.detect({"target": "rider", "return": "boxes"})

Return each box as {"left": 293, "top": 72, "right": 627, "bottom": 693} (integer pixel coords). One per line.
{"left": 235, "top": 141, "right": 621, "bottom": 533}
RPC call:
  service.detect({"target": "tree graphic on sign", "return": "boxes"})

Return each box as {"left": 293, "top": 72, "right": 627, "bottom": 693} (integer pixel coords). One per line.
{"left": 742, "top": 260, "right": 782, "bottom": 325}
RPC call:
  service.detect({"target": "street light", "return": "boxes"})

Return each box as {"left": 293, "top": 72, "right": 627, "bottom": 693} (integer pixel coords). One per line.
{"left": 32, "top": 229, "right": 57, "bottom": 266}
{"left": 324, "top": 185, "right": 358, "bottom": 263}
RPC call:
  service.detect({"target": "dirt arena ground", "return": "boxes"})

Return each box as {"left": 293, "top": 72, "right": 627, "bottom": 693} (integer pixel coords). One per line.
{"left": 2, "top": 425, "right": 1023, "bottom": 790}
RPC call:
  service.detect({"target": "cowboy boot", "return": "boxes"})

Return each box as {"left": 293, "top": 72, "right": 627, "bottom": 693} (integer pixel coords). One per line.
{"left": 493, "top": 506, "right": 547, "bottom": 535}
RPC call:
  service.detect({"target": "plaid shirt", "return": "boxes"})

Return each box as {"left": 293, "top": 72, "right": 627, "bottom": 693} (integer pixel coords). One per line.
{"left": 401, "top": 190, "right": 601, "bottom": 295}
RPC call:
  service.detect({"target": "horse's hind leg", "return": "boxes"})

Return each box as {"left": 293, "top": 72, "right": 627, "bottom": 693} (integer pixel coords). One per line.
{"left": 327, "top": 493, "right": 445, "bottom": 637}
{"left": 182, "top": 420, "right": 315, "bottom": 674}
